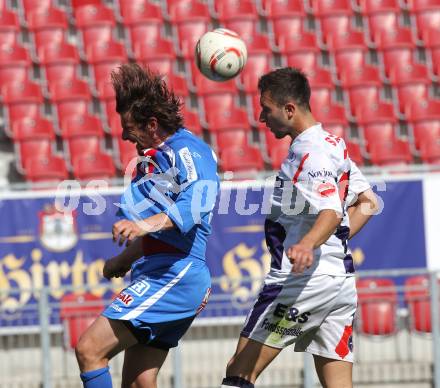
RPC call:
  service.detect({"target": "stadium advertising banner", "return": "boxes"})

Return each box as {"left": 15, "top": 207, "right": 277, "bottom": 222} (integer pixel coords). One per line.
{"left": 0, "top": 178, "right": 427, "bottom": 323}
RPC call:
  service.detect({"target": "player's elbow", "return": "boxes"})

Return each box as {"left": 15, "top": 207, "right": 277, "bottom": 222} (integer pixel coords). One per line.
{"left": 358, "top": 189, "right": 379, "bottom": 215}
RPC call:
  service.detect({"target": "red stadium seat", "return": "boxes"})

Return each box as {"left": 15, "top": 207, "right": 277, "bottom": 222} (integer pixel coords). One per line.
{"left": 319, "top": 14, "right": 354, "bottom": 42}
{"left": 0, "top": 9, "right": 19, "bottom": 46}
{"left": 118, "top": 0, "right": 163, "bottom": 23}
{"left": 221, "top": 19, "right": 259, "bottom": 44}
{"left": 369, "top": 139, "right": 413, "bottom": 165}
{"left": 373, "top": 27, "right": 416, "bottom": 50}
{"left": 419, "top": 138, "right": 440, "bottom": 164}
{"left": 311, "top": 0, "right": 354, "bottom": 17}
{"left": 268, "top": 141, "right": 291, "bottom": 170}
{"left": 415, "top": 11, "right": 440, "bottom": 43}
{"left": 60, "top": 292, "right": 104, "bottom": 349}
{"left": 388, "top": 63, "right": 430, "bottom": 86}
{"left": 277, "top": 32, "right": 318, "bottom": 55}
{"left": 248, "top": 92, "right": 261, "bottom": 123}
{"left": 215, "top": 129, "right": 249, "bottom": 153}
{"left": 407, "top": 0, "right": 440, "bottom": 12}
{"left": 307, "top": 67, "right": 334, "bottom": 89}
{"left": 285, "top": 51, "right": 320, "bottom": 71}
{"left": 354, "top": 102, "right": 397, "bottom": 125}
{"left": 238, "top": 54, "right": 272, "bottom": 93}
{"left": 310, "top": 88, "right": 332, "bottom": 112}
{"left": 325, "top": 29, "right": 367, "bottom": 51}
{"left": 405, "top": 99, "right": 440, "bottom": 123}
{"left": 394, "top": 82, "right": 430, "bottom": 113}
{"left": 24, "top": 155, "right": 68, "bottom": 183}
{"left": 128, "top": 24, "right": 163, "bottom": 54}
{"left": 381, "top": 47, "right": 415, "bottom": 75}
{"left": 86, "top": 40, "right": 128, "bottom": 64}
{"left": 137, "top": 41, "right": 175, "bottom": 74}
{"left": 220, "top": 145, "right": 264, "bottom": 172}
{"left": 72, "top": 153, "right": 116, "bottom": 181}
{"left": 75, "top": 5, "right": 116, "bottom": 50}
{"left": 22, "top": 0, "right": 52, "bottom": 15}
{"left": 261, "top": 0, "right": 306, "bottom": 19}
{"left": 67, "top": 135, "right": 102, "bottom": 160}
{"left": 358, "top": 0, "right": 401, "bottom": 14}
{"left": 214, "top": 0, "right": 258, "bottom": 22}
{"left": 313, "top": 103, "right": 348, "bottom": 126}
{"left": 192, "top": 69, "right": 237, "bottom": 95}
{"left": 39, "top": 43, "right": 80, "bottom": 87}
{"left": 404, "top": 276, "right": 433, "bottom": 333}
{"left": 2, "top": 81, "right": 43, "bottom": 121}
{"left": 246, "top": 34, "right": 272, "bottom": 55}
{"left": 11, "top": 117, "right": 55, "bottom": 141}
{"left": 167, "top": 0, "right": 210, "bottom": 23}
{"left": 346, "top": 141, "right": 364, "bottom": 166}
{"left": 165, "top": 72, "right": 190, "bottom": 99}
{"left": 204, "top": 106, "right": 250, "bottom": 132}
{"left": 51, "top": 79, "right": 92, "bottom": 123}
{"left": 16, "top": 139, "right": 54, "bottom": 173}
{"left": 71, "top": 0, "right": 102, "bottom": 8}
{"left": 412, "top": 121, "right": 440, "bottom": 149}
{"left": 368, "top": 12, "right": 401, "bottom": 39}
{"left": 0, "top": 44, "right": 31, "bottom": 87}
{"left": 75, "top": 4, "right": 116, "bottom": 29}
{"left": 362, "top": 122, "right": 396, "bottom": 145}
{"left": 176, "top": 21, "right": 209, "bottom": 59}
{"left": 356, "top": 278, "right": 398, "bottom": 335}
{"left": 114, "top": 137, "right": 138, "bottom": 172}
{"left": 182, "top": 106, "right": 203, "bottom": 136}
{"left": 339, "top": 66, "right": 382, "bottom": 88}
{"left": 27, "top": 8, "right": 68, "bottom": 51}
{"left": 60, "top": 114, "right": 105, "bottom": 139}
{"left": 271, "top": 18, "right": 305, "bottom": 42}
{"left": 334, "top": 49, "right": 368, "bottom": 73}
{"left": 347, "top": 85, "right": 382, "bottom": 115}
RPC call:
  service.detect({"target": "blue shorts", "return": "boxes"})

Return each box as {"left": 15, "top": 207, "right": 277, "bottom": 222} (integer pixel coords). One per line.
{"left": 102, "top": 254, "right": 211, "bottom": 349}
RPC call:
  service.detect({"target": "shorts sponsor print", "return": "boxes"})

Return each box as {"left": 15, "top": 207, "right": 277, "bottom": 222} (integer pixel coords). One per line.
{"left": 102, "top": 255, "right": 211, "bottom": 347}
{"left": 241, "top": 273, "right": 357, "bottom": 362}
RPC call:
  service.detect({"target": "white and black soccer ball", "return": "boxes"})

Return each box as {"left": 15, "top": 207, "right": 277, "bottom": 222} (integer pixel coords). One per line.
{"left": 195, "top": 28, "right": 247, "bottom": 82}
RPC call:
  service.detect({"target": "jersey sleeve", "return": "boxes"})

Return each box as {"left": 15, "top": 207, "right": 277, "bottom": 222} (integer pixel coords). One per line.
{"left": 346, "top": 160, "right": 371, "bottom": 206}
{"left": 293, "top": 150, "right": 343, "bottom": 215}
{"left": 166, "top": 146, "right": 219, "bottom": 233}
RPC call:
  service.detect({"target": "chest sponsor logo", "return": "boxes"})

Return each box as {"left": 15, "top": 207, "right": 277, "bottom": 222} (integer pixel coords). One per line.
{"left": 128, "top": 275, "right": 151, "bottom": 297}
{"left": 308, "top": 169, "right": 335, "bottom": 179}
{"left": 116, "top": 292, "right": 134, "bottom": 306}
{"left": 179, "top": 147, "right": 198, "bottom": 183}
{"left": 317, "top": 182, "right": 337, "bottom": 197}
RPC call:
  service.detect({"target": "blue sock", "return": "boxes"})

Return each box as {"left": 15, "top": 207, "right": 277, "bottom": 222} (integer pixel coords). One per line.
{"left": 80, "top": 366, "right": 112, "bottom": 388}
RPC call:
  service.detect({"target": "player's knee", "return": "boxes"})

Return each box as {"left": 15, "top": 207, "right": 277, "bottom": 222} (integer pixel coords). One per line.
{"left": 75, "top": 334, "right": 101, "bottom": 370}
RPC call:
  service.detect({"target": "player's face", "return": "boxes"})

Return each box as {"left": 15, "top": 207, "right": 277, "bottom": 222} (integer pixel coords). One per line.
{"left": 259, "top": 91, "right": 292, "bottom": 138}
{"left": 121, "top": 113, "right": 154, "bottom": 155}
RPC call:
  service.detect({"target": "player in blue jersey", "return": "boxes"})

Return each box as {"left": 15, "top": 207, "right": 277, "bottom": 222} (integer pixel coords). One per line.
{"left": 75, "top": 63, "right": 219, "bottom": 388}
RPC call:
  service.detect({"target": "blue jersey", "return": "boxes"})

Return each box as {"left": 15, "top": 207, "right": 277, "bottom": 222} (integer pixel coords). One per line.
{"left": 117, "top": 128, "right": 220, "bottom": 260}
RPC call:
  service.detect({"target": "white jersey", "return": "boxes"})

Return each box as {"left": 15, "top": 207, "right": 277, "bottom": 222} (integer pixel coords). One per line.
{"left": 265, "top": 123, "right": 370, "bottom": 277}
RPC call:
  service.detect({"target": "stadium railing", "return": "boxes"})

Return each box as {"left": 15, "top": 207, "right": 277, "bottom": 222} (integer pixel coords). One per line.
{"left": 0, "top": 268, "right": 439, "bottom": 388}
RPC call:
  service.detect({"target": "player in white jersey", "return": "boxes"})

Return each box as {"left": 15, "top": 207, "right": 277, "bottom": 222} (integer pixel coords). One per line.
{"left": 221, "top": 68, "right": 379, "bottom": 388}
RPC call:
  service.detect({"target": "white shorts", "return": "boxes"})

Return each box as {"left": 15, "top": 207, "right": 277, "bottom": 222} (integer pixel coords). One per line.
{"left": 241, "top": 273, "right": 357, "bottom": 362}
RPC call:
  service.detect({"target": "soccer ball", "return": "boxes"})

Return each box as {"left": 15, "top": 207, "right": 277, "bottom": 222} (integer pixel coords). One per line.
{"left": 195, "top": 28, "right": 247, "bottom": 82}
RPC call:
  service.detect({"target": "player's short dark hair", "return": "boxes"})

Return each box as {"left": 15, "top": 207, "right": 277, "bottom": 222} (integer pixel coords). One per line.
{"left": 111, "top": 63, "right": 183, "bottom": 133}
{"left": 258, "top": 67, "right": 311, "bottom": 111}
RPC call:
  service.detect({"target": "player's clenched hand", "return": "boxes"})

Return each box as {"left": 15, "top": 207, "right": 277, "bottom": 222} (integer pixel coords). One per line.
{"left": 112, "top": 220, "right": 145, "bottom": 246}
{"left": 287, "top": 243, "right": 314, "bottom": 274}
{"left": 103, "top": 256, "right": 131, "bottom": 280}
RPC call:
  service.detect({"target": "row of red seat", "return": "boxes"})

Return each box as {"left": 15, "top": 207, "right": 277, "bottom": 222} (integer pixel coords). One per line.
{"left": 58, "top": 274, "right": 439, "bottom": 350}
{"left": 357, "top": 275, "right": 436, "bottom": 335}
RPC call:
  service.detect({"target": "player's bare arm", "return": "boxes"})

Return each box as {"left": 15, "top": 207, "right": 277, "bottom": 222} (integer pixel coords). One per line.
{"left": 347, "top": 189, "right": 379, "bottom": 239}
{"left": 112, "top": 212, "right": 176, "bottom": 246}
{"left": 287, "top": 209, "right": 342, "bottom": 273}
{"left": 103, "top": 237, "right": 144, "bottom": 279}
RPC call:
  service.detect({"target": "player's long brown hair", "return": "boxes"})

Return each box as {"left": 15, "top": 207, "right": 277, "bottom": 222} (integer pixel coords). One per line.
{"left": 111, "top": 63, "right": 183, "bottom": 133}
